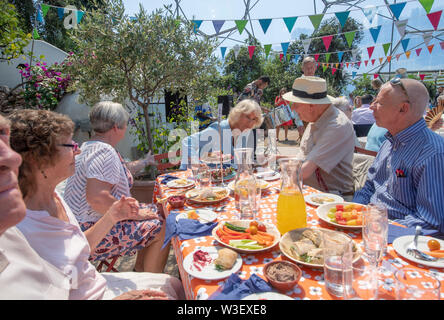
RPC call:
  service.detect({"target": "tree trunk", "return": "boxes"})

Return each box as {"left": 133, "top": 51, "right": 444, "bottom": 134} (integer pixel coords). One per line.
{"left": 141, "top": 103, "right": 154, "bottom": 153}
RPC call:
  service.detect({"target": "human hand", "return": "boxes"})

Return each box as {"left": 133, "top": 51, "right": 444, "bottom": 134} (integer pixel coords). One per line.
{"left": 430, "top": 118, "right": 443, "bottom": 131}
{"left": 142, "top": 151, "right": 157, "bottom": 166}
{"left": 113, "top": 289, "right": 170, "bottom": 300}
{"left": 107, "top": 196, "right": 141, "bottom": 223}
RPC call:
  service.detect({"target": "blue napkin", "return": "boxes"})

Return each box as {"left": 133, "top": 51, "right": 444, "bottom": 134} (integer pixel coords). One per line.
{"left": 388, "top": 224, "right": 437, "bottom": 244}
{"left": 162, "top": 211, "right": 218, "bottom": 249}
{"left": 160, "top": 174, "right": 180, "bottom": 185}
{"left": 209, "top": 273, "right": 273, "bottom": 300}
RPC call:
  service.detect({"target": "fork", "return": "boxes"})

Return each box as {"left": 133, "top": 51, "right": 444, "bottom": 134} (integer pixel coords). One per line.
{"left": 406, "top": 226, "right": 438, "bottom": 262}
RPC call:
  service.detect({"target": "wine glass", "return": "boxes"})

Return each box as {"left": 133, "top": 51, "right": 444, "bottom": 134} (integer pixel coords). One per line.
{"left": 362, "top": 203, "right": 388, "bottom": 267}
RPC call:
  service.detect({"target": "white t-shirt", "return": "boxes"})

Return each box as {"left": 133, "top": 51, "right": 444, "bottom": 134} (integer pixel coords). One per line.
{"left": 64, "top": 141, "right": 131, "bottom": 223}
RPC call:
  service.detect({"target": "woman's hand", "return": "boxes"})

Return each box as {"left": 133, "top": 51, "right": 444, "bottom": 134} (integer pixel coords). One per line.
{"left": 106, "top": 196, "right": 153, "bottom": 223}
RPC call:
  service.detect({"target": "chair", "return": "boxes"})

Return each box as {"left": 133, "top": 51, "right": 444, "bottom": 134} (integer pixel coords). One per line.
{"left": 352, "top": 148, "right": 376, "bottom": 192}
{"left": 354, "top": 146, "right": 377, "bottom": 157}
{"left": 96, "top": 256, "right": 120, "bottom": 273}
{"left": 353, "top": 124, "right": 373, "bottom": 137}
{"left": 154, "top": 149, "right": 181, "bottom": 174}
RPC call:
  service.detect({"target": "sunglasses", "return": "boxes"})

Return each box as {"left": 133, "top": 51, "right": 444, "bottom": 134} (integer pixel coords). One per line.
{"left": 390, "top": 77, "right": 410, "bottom": 102}
{"left": 59, "top": 141, "right": 79, "bottom": 152}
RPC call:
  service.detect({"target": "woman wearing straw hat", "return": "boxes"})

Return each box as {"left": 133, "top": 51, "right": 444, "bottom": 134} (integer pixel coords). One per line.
{"left": 282, "top": 76, "right": 356, "bottom": 199}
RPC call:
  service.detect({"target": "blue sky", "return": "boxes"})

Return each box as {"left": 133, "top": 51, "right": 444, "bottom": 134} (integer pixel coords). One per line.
{"left": 123, "top": 0, "right": 444, "bottom": 78}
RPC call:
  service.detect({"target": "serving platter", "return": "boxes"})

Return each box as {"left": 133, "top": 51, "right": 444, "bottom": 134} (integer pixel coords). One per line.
{"left": 316, "top": 202, "right": 363, "bottom": 230}
{"left": 227, "top": 179, "right": 271, "bottom": 193}
{"left": 166, "top": 178, "right": 195, "bottom": 189}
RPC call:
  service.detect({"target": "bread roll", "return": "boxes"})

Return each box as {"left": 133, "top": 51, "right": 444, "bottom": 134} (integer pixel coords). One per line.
{"left": 214, "top": 248, "right": 237, "bottom": 270}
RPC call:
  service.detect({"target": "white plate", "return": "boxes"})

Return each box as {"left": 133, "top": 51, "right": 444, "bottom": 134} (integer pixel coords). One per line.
{"left": 305, "top": 193, "right": 344, "bottom": 207}
{"left": 175, "top": 209, "right": 218, "bottom": 223}
{"left": 242, "top": 292, "right": 293, "bottom": 300}
{"left": 254, "top": 171, "right": 281, "bottom": 181}
{"left": 227, "top": 179, "right": 271, "bottom": 192}
{"left": 183, "top": 246, "right": 243, "bottom": 280}
{"left": 185, "top": 187, "right": 229, "bottom": 204}
{"left": 212, "top": 220, "right": 281, "bottom": 254}
{"left": 392, "top": 235, "right": 444, "bottom": 268}
{"left": 166, "top": 179, "right": 195, "bottom": 189}
{"left": 316, "top": 202, "right": 363, "bottom": 230}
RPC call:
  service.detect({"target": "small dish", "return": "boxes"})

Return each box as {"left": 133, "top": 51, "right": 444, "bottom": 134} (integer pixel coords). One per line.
{"left": 263, "top": 260, "right": 302, "bottom": 292}
{"left": 175, "top": 209, "right": 217, "bottom": 223}
{"left": 168, "top": 195, "right": 186, "bottom": 208}
{"left": 305, "top": 193, "right": 344, "bottom": 207}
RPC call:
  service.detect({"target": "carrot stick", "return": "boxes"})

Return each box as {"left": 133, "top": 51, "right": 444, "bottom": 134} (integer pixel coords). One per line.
{"left": 424, "top": 250, "right": 444, "bottom": 258}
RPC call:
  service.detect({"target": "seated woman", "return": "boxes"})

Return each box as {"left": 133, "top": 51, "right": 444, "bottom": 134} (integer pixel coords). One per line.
{"left": 179, "top": 99, "right": 263, "bottom": 169}
{"left": 60, "top": 101, "right": 168, "bottom": 273}
{"left": 8, "top": 109, "right": 183, "bottom": 299}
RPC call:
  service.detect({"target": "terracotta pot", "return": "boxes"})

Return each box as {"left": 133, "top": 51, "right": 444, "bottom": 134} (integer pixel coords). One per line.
{"left": 130, "top": 179, "right": 156, "bottom": 204}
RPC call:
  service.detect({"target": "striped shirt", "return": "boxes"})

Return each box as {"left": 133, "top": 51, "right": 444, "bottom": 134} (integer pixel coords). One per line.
{"left": 353, "top": 119, "right": 444, "bottom": 237}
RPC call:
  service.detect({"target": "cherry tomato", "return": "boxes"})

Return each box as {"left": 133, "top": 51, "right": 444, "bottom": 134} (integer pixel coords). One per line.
{"left": 250, "top": 221, "right": 259, "bottom": 228}
{"left": 249, "top": 225, "right": 258, "bottom": 235}
{"left": 257, "top": 223, "right": 266, "bottom": 232}
{"left": 427, "top": 239, "right": 441, "bottom": 251}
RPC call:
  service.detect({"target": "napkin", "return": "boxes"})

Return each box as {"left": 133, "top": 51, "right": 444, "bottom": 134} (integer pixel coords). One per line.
{"left": 388, "top": 224, "right": 437, "bottom": 244}
{"left": 160, "top": 175, "right": 180, "bottom": 185}
{"left": 162, "top": 211, "right": 218, "bottom": 249}
{"left": 209, "top": 273, "right": 273, "bottom": 300}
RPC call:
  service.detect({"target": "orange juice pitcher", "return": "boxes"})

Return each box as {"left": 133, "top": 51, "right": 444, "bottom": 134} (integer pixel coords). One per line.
{"left": 276, "top": 157, "right": 307, "bottom": 235}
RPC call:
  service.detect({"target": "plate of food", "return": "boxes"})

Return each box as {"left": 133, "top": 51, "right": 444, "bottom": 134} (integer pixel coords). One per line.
{"left": 185, "top": 187, "right": 229, "bottom": 205}
{"left": 392, "top": 235, "right": 444, "bottom": 268}
{"left": 254, "top": 171, "right": 281, "bottom": 181}
{"left": 227, "top": 179, "right": 271, "bottom": 193}
{"left": 242, "top": 292, "right": 293, "bottom": 300}
{"left": 183, "top": 246, "right": 243, "bottom": 280}
{"left": 305, "top": 193, "right": 344, "bottom": 207}
{"left": 212, "top": 220, "right": 281, "bottom": 254}
{"left": 279, "top": 227, "right": 361, "bottom": 268}
{"left": 211, "top": 167, "right": 236, "bottom": 182}
{"left": 316, "top": 202, "right": 365, "bottom": 230}
{"left": 166, "top": 178, "right": 195, "bottom": 189}
{"left": 175, "top": 209, "right": 218, "bottom": 223}
{"left": 201, "top": 151, "right": 233, "bottom": 164}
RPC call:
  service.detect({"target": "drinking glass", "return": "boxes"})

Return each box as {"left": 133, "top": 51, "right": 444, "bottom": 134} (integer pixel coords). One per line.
{"left": 362, "top": 203, "right": 388, "bottom": 266}
{"left": 197, "top": 164, "right": 212, "bottom": 189}
{"left": 322, "top": 230, "right": 353, "bottom": 297}
{"left": 395, "top": 268, "right": 441, "bottom": 300}
{"left": 190, "top": 163, "right": 201, "bottom": 187}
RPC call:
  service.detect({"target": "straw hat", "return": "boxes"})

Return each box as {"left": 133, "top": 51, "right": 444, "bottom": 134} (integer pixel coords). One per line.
{"left": 282, "top": 76, "right": 335, "bottom": 105}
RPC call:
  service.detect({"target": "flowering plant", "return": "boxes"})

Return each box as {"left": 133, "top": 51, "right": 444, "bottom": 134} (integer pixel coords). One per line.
{"left": 18, "top": 54, "right": 74, "bottom": 110}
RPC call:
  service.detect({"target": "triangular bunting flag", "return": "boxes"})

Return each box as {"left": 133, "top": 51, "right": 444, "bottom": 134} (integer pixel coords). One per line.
{"left": 344, "top": 31, "right": 356, "bottom": 48}
{"left": 396, "top": 53, "right": 401, "bottom": 61}
{"left": 427, "top": 44, "right": 435, "bottom": 53}
{"left": 387, "top": 56, "right": 392, "bottom": 62}
{"left": 259, "top": 19, "right": 272, "bottom": 34}
{"left": 77, "top": 11, "right": 85, "bottom": 24}
{"left": 191, "top": 20, "right": 203, "bottom": 33}
{"left": 363, "top": 73, "right": 368, "bottom": 78}
{"left": 322, "top": 64, "right": 328, "bottom": 72}
{"left": 346, "top": 62, "right": 349, "bottom": 68}
{"left": 441, "top": 41, "right": 444, "bottom": 50}
{"left": 322, "top": 35, "right": 333, "bottom": 51}
{"left": 382, "top": 43, "right": 391, "bottom": 56}
{"left": 363, "top": 6, "right": 377, "bottom": 24}
{"left": 364, "top": 60, "right": 369, "bottom": 67}
{"left": 389, "top": 2, "right": 407, "bottom": 20}
{"left": 335, "top": 63, "right": 339, "bottom": 68}
{"left": 212, "top": 20, "right": 225, "bottom": 34}
{"left": 420, "top": 74, "right": 426, "bottom": 80}
{"left": 264, "top": 44, "right": 272, "bottom": 59}
{"left": 281, "top": 42, "right": 290, "bottom": 57}
{"left": 42, "top": 4, "right": 50, "bottom": 17}
{"left": 332, "top": 68, "right": 337, "bottom": 75}
{"left": 395, "top": 19, "right": 408, "bottom": 37}
{"left": 352, "top": 71, "right": 357, "bottom": 79}
{"left": 379, "top": 57, "right": 384, "bottom": 64}
{"left": 57, "top": 8, "right": 65, "bottom": 20}
{"left": 367, "top": 46, "right": 375, "bottom": 59}
{"left": 233, "top": 45, "right": 241, "bottom": 59}
{"left": 325, "top": 53, "right": 331, "bottom": 63}
{"left": 419, "top": 0, "right": 435, "bottom": 14}
{"left": 302, "top": 38, "right": 311, "bottom": 53}
{"left": 248, "top": 46, "right": 256, "bottom": 59}
{"left": 293, "top": 54, "right": 300, "bottom": 63}
{"left": 309, "top": 14, "right": 324, "bottom": 30}
{"left": 235, "top": 20, "right": 248, "bottom": 34}
{"left": 337, "top": 51, "right": 344, "bottom": 62}
{"left": 279, "top": 53, "right": 284, "bottom": 61}
{"left": 314, "top": 54, "right": 320, "bottom": 62}
{"left": 335, "top": 11, "right": 350, "bottom": 28}
{"left": 369, "top": 25, "right": 382, "bottom": 43}
{"left": 427, "top": 11, "right": 442, "bottom": 30}
{"left": 33, "top": 28, "right": 40, "bottom": 39}
{"left": 220, "top": 47, "right": 227, "bottom": 59}
{"left": 283, "top": 17, "right": 297, "bottom": 33}
{"left": 423, "top": 32, "right": 433, "bottom": 46}
{"left": 374, "top": 74, "right": 379, "bottom": 79}
{"left": 36, "top": 9, "right": 44, "bottom": 22}
{"left": 371, "top": 59, "right": 375, "bottom": 65}
{"left": 405, "top": 51, "right": 411, "bottom": 59}
{"left": 416, "top": 48, "right": 422, "bottom": 56}
{"left": 401, "top": 38, "right": 410, "bottom": 52}
{"left": 356, "top": 61, "right": 362, "bottom": 68}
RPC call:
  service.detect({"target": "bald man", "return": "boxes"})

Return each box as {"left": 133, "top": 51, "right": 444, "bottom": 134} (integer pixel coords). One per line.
{"left": 354, "top": 78, "right": 444, "bottom": 238}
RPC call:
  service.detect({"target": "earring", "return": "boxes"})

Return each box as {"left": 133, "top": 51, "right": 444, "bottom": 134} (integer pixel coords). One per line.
{"left": 41, "top": 170, "right": 47, "bottom": 179}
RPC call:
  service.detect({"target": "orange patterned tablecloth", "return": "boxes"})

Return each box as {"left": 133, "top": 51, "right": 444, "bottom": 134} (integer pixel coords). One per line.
{"left": 155, "top": 170, "right": 444, "bottom": 300}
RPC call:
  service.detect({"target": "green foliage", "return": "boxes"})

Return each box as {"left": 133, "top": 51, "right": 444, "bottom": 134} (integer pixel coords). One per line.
{"left": 351, "top": 74, "right": 376, "bottom": 97}
{"left": 0, "top": 2, "right": 31, "bottom": 62}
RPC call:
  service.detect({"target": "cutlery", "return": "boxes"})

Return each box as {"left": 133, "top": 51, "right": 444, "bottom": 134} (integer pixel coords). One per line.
{"left": 406, "top": 226, "right": 438, "bottom": 262}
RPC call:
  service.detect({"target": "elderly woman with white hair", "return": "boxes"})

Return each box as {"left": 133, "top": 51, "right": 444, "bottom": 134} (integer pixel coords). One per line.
{"left": 332, "top": 96, "right": 361, "bottom": 148}
{"left": 64, "top": 101, "right": 169, "bottom": 273}
{"left": 180, "top": 99, "right": 263, "bottom": 169}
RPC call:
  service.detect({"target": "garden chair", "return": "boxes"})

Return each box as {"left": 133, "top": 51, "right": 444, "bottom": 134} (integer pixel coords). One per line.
{"left": 154, "top": 149, "right": 181, "bottom": 174}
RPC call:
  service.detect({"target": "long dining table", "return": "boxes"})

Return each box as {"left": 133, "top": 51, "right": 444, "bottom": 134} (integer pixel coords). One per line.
{"left": 154, "top": 170, "right": 444, "bottom": 300}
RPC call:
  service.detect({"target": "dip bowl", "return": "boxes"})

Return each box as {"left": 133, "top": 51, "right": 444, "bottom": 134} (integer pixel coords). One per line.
{"left": 264, "top": 260, "right": 302, "bottom": 292}
{"left": 168, "top": 195, "right": 186, "bottom": 208}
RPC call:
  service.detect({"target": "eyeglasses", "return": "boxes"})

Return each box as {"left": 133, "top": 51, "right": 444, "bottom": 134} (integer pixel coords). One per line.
{"left": 390, "top": 77, "right": 410, "bottom": 102}
{"left": 59, "top": 141, "right": 79, "bottom": 152}
{"left": 244, "top": 114, "right": 258, "bottom": 123}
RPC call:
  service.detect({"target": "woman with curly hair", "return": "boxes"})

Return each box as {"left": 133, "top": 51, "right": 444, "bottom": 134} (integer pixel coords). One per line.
{"left": 9, "top": 109, "right": 184, "bottom": 299}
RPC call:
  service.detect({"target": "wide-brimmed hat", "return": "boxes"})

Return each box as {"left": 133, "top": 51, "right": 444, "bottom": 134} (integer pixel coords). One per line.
{"left": 282, "top": 76, "right": 335, "bottom": 105}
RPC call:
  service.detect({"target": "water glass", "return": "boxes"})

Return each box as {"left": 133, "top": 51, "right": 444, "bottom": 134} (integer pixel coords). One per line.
{"left": 362, "top": 203, "right": 388, "bottom": 266}
{"left": 322, "top": 230, "right": 353, "bottom": 297}
{"left": 197, "top": 164, "right": 212, "bottom": 189}
{"left": 190, "top": 163, "right": 201, "bottom": 187}
{"left": 395, "top": 268, "right": 441, "bottom": 300}
{"left": 238, "top": 178, "right": 258, "bottom": 220}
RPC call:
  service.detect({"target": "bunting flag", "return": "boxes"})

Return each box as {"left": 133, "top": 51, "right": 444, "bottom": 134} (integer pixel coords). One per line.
{"left": 335, "top": 11, "right": 350, "bottom": 28}
{"left": 395, "top": 19, "right": 408, "bottom": 37}
{"left": 283, "top": 17, "right": 297, "bottom": 33}
{"left": 314, "top": 54, "right": 320, "bottom": 62}
{"left": 423, "top": 32, "right": 433, "bottom": 46}
{"left": 337, "top": 51, "right": 344, "bottom": 61}
{"left": 369, "top": 25, "right": 382, "bottom": 43}
{"left": 281, "top": 42, "right": 290, "bottom": 57}
{"left": 371, "top": 59, "right": 375, "bottom": 65}
{"left": 212, "top": 20, "right": 225, "bottom": 34}
{"left": 419, "top": 0, "right": 434, "bottom": 14}
{"left": 233, "top": 44, "right": 241, "bottom": 59}
{"left": 344, "top": 31, "right": 356, "bottom": 48}
{"left": 309, "top": 14, "right": 324, "bottom": 30}
{"left": 42, "top": 4, "right": 50, "bottom": 17}
{"left": 293, "top": 54, "right": 300, "bottom": 63}
{"left": 383, "top": 43, "right": 391, "bottom": 56}
{"left": 264, "top": 44, "right": 272, "bottom": 59}
{"left": 374, "top": 74, "right": 379, "bottom": 79}
{"left": 356, "top": 61, "right": 361, "bottom": 68}
{"left": 259, "top": 19, "right": 272, "bottom": 34}
{"left": 33, "top": 28, "right": 40, "bottom": 39}
{"left": 77, "top": 10, "right": 85, "bottom": 24}
{"left": 57, "top": 7, "right": 65, "bottom": 20}
{"left": 441, "top": 41, "right": 444, "bottom": 50}
{"left": 325, "top": 53, "right": 331, "bottom": 63}
{"left": 235, "top": 20, "right": 248, "bottom": 34}
{"left": 387, "top": 55, "right": 392, "bottom": 62}
{"left": 396, "top": 53, "right": 401, "bottom": 61}
{"left": 352, "top": 71, "right": 357, "bottom": 79}
{"left": 416, "top": 48, "right": 422, "bottom": 56}
{"left": 419, "top": 74, "right": 426, "bottom": 80}
{"left": 427, "top": 11, "right": 442, "bottom": 30}
{"left": 401, "top": 38, "right": 410, "bottom": 52}
{"left": 322, "top": 64, "right": 328, "bottom": 72}
{"left": 405, "top": 50, "right": 411, "bottom": 59}
{"left": 322, "top": 35, "right": 333, "bottom": 51}
{"left": 427, "top": 44, "right": 435, "bottom": 54}
{"left": 346, "top": 62, "right": 350, "bottom": 68}
{"left": 279, "top": 53, "right": 284, "bottom": 61}
{"left": 36, "top": 8, "right": 44, "bottom": 22}
{"left": 367, "top": 46, "right": 375, "bottom": 59}
{"left": 379, "top": 57, "right": 383, "bottom": 64}
{"left": 364, "top": 60, "right": 368, "bottom": 66}
{"left": 191, "top": 20, "right": 203, "bottom": 33}
{"left": 302, "top": 38, "right": 311, "bottom": 53}
{"left": 389, "top": 2, "right": 407, "bottom": 20}
{"left": 332, "top": 67, "right": 337, "bottom": 75}
{"left": 363, "top": 6, "right": 377, "bottom": 24}
{"left": 248, "top": 46, "right": 256, "bottom": 59}
{"left": 220, "top": 47, "right": 227, "bottom": 59}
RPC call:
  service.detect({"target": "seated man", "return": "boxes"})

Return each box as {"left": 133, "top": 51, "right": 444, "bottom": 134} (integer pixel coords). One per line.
{"left": 351, "top": 94, "right": 375, "bottom": 125}
{"left": 353, "top": 78, "right": 444, "bottom": 238}
{"left": 283, "top": 76, "right": 355, "bottom": 198}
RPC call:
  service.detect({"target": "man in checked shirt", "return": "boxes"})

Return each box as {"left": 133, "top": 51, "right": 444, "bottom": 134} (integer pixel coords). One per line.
{"left": 353, "top": 78, "right": 444, "bottom": 239}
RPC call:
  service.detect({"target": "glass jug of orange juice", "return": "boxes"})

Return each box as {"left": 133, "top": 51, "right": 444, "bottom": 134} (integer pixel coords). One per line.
{"left": 276, "top": 157, "right": 307, "bottom": 235}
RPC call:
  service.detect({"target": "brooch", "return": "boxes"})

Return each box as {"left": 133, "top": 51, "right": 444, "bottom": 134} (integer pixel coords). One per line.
{"left": 395, "top": 169, "right": 406, "bottom": 178}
